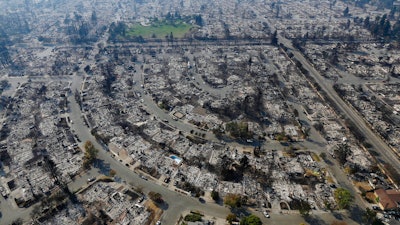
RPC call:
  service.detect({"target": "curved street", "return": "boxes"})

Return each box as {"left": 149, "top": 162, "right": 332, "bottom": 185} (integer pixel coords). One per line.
{"left": 66, "top": 73, "right": 361, "bottom": 225}
{"left": 67, "top": 77, "right": 230, "bottom": 224}
{"left": 0, "top": 38, "right": 369, "bottom": 225}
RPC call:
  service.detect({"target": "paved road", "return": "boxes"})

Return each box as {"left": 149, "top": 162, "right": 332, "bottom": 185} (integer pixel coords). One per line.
{"left": 278, "top": 35, "right": 400, "bottom": 183}
{"left": 132, "top": 62, "right": 217, "bottom": 141}
{"left": 67, "top": 86, "right": 231, "bottom": 224}
{"left": 0, "top": 195, "right": 33, "bottom": 225}
{"left": 68, "top": 72, "right": 363, "bottom": 225}
{"left": 67, "top": 73, "right": 369, "bottom": 225}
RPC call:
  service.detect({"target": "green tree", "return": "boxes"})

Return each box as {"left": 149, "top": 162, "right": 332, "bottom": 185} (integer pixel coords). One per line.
{"left": 334, "top": 188, "right": 353, "bottom": 209}
{"left": 240, "top": 214, "right": 262, "bottom": 225}
{"left": 184, "top": 213, "right": 202, "bottom": 222}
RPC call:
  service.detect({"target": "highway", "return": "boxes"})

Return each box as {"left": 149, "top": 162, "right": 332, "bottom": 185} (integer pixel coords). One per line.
{"left": 277, "top": 35, "right": 400, "bottom": 183}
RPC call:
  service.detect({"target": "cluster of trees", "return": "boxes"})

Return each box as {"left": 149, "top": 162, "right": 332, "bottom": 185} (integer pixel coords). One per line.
{"left": 184, "top": 212, "right": 203, "bottom": 222}
{"left": 239, "top": 214, "right": 262, "bottom": 225}
{"left": 354, "top": 9, "right": 400, "bottom": 41}
{"left": 226, "top": 213, "right": 262, "bottom": 225}
{"left": 109, "top": 22, "right": 129, "bottom": 42}
{"left": 363, "top": 14, "right": 392, "bottom": 38}
{"left": 63, "top": 12, "right": 99, "bottom": 44}
{"left": 165, "top": 12, "right": 203, "bottom": 27}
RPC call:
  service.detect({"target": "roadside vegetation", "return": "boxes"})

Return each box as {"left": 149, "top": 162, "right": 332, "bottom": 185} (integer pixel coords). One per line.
{"left": 334, "top": 188, "right": 353, "bottom": 209}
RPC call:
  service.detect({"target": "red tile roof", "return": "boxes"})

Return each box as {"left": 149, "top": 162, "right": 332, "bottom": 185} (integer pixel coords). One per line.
{"left": 375, "top": 189, "right": 400, "bottom": 210}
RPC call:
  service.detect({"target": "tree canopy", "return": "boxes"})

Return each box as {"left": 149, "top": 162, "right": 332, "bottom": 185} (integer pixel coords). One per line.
{"left": 240, "top": 214, "right": 262, "bottom": 225}
{"left": 334, "top": 188, "right": 353, "bottom": 209}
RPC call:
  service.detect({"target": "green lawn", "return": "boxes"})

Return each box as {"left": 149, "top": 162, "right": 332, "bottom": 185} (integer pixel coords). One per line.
{"left": 127, "top": 20, "right": 193, "bottom": 39}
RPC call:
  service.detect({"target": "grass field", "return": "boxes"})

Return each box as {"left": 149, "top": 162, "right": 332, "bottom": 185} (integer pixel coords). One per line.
{"left": 127, "top": 20, "right": 193, "bottom": 39}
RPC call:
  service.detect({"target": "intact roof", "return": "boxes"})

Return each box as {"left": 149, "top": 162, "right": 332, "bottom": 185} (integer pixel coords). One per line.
{"left": 375, "top": 189, "right": 400, "bottom": 210}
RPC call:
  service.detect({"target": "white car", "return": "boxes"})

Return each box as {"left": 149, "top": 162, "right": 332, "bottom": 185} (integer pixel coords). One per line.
{"left": 263, "top": 211, "right": 270, "bottom": 218}
{"left": 156, "top": 221, "right": 161, "bottom": 225}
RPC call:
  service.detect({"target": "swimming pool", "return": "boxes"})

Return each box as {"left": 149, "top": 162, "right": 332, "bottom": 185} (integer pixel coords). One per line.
{"left": 170, "top": 155, "right": 182, "bottom": 164}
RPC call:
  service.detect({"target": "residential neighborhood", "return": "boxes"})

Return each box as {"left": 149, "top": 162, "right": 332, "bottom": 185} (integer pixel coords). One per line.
{"left": 0, "top": 0, "right": 399, "bottom": 225}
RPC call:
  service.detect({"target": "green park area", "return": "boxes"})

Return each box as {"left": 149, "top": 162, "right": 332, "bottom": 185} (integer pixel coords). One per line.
{"left": 127, "top": 20, "right": 193, "bottom": 39}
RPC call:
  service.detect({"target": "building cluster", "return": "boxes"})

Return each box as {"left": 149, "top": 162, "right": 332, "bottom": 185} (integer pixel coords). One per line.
{"left": 36, "top": 181, "right": 151, "bottom": 225}
{"left": 0, "top": 81, "right": 83, "bottom": 207}
{"left": 335, "top": 83, "right": 400, "bottom": 155}
{"left": 76, "top": 37, "right": 376, "bottom": 212}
